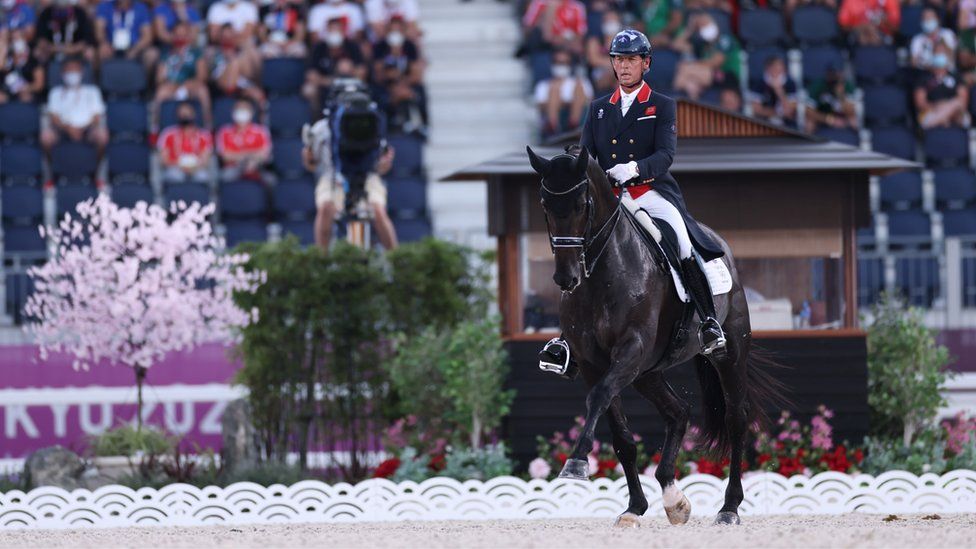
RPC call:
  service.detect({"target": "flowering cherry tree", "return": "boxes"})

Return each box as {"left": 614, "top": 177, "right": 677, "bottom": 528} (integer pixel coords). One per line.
{"left": 24, "top": 195, "right": 265, "bottom": 429}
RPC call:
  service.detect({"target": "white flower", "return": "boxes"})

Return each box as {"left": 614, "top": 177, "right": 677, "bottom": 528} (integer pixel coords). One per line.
{"left": 643, "top": 464, "right": 657, "bottom": 477}
{"left": 922, "top": 463, "right": 931, "bottom": 473}
{"left": 687, "top": 461, "right": 699, "bottom": 475}
{"left": 587, "top": 453, "right": 599, "bottom": 474}
{"left": 614, "top": 462, "right": 625, "bottom": 474}
{"left": 528, "top": 458, "right": 551, "bottom": 479}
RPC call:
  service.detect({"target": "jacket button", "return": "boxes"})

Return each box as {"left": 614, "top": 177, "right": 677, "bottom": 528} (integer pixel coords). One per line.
{"left": 611, "top": 153, "right": 616, "bottom": 159}
{"left": 629, "top": 154, "right": 634, "bottom": 158}
{"left": 611, "top": 139, "right": 617, "bottom": 144}
{"left": 629, "top": 139, "right": 634, "bottom": 144}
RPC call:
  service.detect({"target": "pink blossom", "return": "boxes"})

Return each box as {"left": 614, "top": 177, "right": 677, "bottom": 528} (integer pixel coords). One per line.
{"left": 614, "top": 462, "right": 624, "bottom": 474}
{"left": 643, "top": 464, "right": 657, "bottom": 477}
{"left": 528, "top": 458, "right": 551, "bottom": 479}
{"left": 686, "top": 461, "right": 699, "bottom": 475}
{"left": 587, "top": 453, "right": 598, "bottom": 473}
{"left": 568, "top": 426, "right": 580, "bottom": 441}
{"left": 790, "top": 432, "right": 802, "bottom": 442}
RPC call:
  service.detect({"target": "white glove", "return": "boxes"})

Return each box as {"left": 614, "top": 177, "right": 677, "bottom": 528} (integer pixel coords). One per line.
{"left": 606, "top": 161, "right": 639, "bottom": 184}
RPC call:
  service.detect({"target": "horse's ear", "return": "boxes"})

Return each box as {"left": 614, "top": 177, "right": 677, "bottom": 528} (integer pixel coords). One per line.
{"left": 526, "top": 145, "right": 550, "bottom": 176}
{"left": 575, "top": 145, "right": 589, "bottom": 174}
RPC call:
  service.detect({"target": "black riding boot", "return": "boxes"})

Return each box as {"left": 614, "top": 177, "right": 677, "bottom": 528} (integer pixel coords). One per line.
{"left": 538, "top": 336, "right": 579, "bottom": 380}
{"left": 679, "top": 256, "right": 727, "bottom": 361}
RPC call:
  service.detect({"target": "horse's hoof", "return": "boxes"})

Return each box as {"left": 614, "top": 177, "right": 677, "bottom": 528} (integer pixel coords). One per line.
{"left": 713, "top": 511, "right": 741, "bottom": 525}
{"left": 557, "top": 458, "right": 589, "bottom": 480}
{"left": 614, "top": 512, "right": 640, "bottom": 528}
{"left": 664, "top": 494, "right": 692, "bottom": 525}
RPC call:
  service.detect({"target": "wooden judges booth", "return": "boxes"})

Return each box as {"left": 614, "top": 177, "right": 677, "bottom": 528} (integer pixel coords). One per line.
{"left": 442, "top": 100, "right": 918, "bottom": 465}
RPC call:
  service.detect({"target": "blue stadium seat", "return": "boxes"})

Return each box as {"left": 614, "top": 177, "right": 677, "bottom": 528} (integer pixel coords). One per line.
{"left": 51, "top": 142, "right": 98, "bottom": 183}
{"left": 224, "top": 219, "right": 268, "bottom": 246}
{"left": 923, "top": 127, "right": 969, "bottom": 168}
{"left": 934, "top": 168, "right": 976, "bottom": 210}
{"left": 213, "top": 96, "right": 236, "bottom": 129}
{"left": 261, "top": 58, "right": 304, "bottom": 96}
{"left": 269, "top": 96, "right": 310, "bottom": 137}
{"left": 704, "top": 8, "right": 732, "bottom": 36}
{"left": 272, "top": 177, "right": 316, "bottom": 220}
{"left": 159, "top": 99, "right": 203, "bottom": 130}
{"left": 699, "top": 86, "right": 724, "bottom": 106}
{"left": 942, "top": 209, "right": 976, "bottom": 236}
{"left": 5, "top": 272, "right": 35, "bottom": 324}
{"left": 46, "top": 60, "right": 95, "bottom": 88}
{"left": 791, "top": 6, "right": 838, "bottom": 46}
{"left": 164, "top": 182, "right": 211, "bottom": 206}
{"left": 746, "top": 46, "right": 785, "bottom": 85}
{"left": 739, "top": 9, "right": 786, "bottom": 49}
{"left": 279, "top": 219, "right": 314, "bottom": 245}
{"left": 871, "top": 127, "right": 915, "bottom": 161}
{"left": 2, "top": 184, "right": 43, "bottom": 224}
{"left": 814, "top": 126, "right": 859, "bottom": 146}
{"left": 529, "top": 51, "right": 552, "bottom": 85}
{"left": 393, "top": 216, "right": 432, "bottom": 243}
{"left": 387, "top": 176, "right": 427, "bottom": 217}
{"left": 895, "top": 256, "right": 939, "bottom": 307}
{"left": 970, "top": 84, "right": 976, "bottom": 120}
{"left": 107, "top": 142, "right": 150, "bottom": 185}
{"left": 878, "top": 170, "right": 922, "bottom": 211}
{"left": 107, "top": 100, "right": 148, "bottom": 142}
{"left": 645, "top": 48, "right": 679, "bottom": 93}
{"left": 863, "top": 85, "right": 909, "bottom": 128}
{"left": 1, "top": 143, "right": 43, "bottom": 184}
{"left": 886, "top": 211, "right": 931, "bottom": 241}
{"left": 801, "top": 46, "right": 844, "bottom": 84}
{"left": 219, "top": 180, "right": 267, "bottom": 218}
{"left": 271, "top": 138, "right": 307, "bottom": 179}
{"left": 55, "top": 183, "right": 99, "bottom": 216}
{"left": 2, "top": 224, "right": 45, "bottom": 253}
{"left": 853, "top": 46, "right": 899, "bottom": 85}
{"left": 857, "top": 223, "right": 877, "bottom": 248}
{"left": 0, "top": 102, "right": 40, "bottom": 143}
{"left": 857, "top": 257, "right": 884, "bottom": 307}
{"left": 99, "top": 59, "right": 147, "bottom": 98}
{"left": 388, "top": 133, "right": 424, "bottom": 178}
{"left": 111, "top": 182, "right": 155, "bottom": 208}
{"left": 898, "top": 4, "right": 924, "bottom": 43}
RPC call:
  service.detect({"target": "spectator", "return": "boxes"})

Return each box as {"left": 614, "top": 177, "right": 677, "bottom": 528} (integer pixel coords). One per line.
{"left": 303, "top": 17, "right": 367, "bottom": 110}
{"left": 258, "top": 0, "right": 306, "bottom": 59}
{"left": 155, "top": 21, "right": 210, "bottom": 127}
{"left": 215, "top": 98, "right": 271, "bottom": 182}
{"left": 838, "top": 0, "right": 900, "bottom": 46}
{"left": 672, "top": 12, "right": 741, "bottom": 100}
{"left": 747, "top": 55, "right": 799, "bottom": 128}
{"left": 911, "top": 7, "right": 957, "bottom": 71}
{"left": 35, "top": 0, "right": 97, "bottom": 65}
{"left": 719, "top": 87, "right": 742, "bottom": 113}
{"left": 308, "top": 0, "right": 366, "bottom": 43}
{"left": 371, "top": 16, "right": 423, "bottom": 86}
{"left": 206, "top": 0, "right": 258, "bottom": 44}
{"left": 521, "top": 0, "right": 587, "bottom": 56}
{"left": 40, "top": 57, "right": 108, "bottom": 161}
{"left": 0, "top": 33, "right": 45, "bottom": 103}
{"left": 804, "top": 65, "right": 858, "bottom": 133}
{"left": 206, "top": 23, "right": 264, "bottom": 104}
{"left": 641, "top": 0, "right": 682, "bottom": 49}
{"left": 533, "top": 48, "right": 592, "bottom": 136}
{"left": 153, "top": 0, "right": 204, "bottom": 50}
{"left": 960, "top": 0, "right": 976, "bottom": 85}
{"left": 157, "top": 100, "right": 214, "bottom": 185}
{"left": 783, "top": 0, "right": 838, "bottom": 22}
{"left": 914, "top": 43, "right": 970, "bottom": 128}
{"left": 2, "top": 0, "right": 36, "bottom": 44}
{"left": 95, "top": 0, "right": 158, "bottom": 68}
{"left": 365, "top": 0, "right": 420, "bottom": 43}
{"left": 584, "top": 9, "right": 621, "bottom": 96}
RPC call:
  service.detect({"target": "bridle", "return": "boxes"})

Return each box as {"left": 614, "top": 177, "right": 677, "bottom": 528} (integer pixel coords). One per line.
{"left": 540, "top": 165, "right": 623, "bottom": 280}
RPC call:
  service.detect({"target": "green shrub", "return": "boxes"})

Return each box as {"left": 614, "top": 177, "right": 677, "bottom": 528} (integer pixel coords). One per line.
{"left": 439, "top": 443, "right": 514, "bottom": 481}
{"left": 91, "top": 425, "right": 175, "bottom": 457}
{"left": 0, "top": 471, "right": 24, "bottom": 493}
{"left": 220, "top": 461, "right": 310, "bottom": 486}
{"left": 861, "top": 433, "right": 949, "bottom": 475}
{"left": 391, "top": 447, "right": 432, "bottom": 482}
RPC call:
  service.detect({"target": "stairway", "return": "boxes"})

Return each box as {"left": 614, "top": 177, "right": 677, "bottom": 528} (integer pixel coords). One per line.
{"left": 419, "top": 0, "right": 535, "bottom": 249}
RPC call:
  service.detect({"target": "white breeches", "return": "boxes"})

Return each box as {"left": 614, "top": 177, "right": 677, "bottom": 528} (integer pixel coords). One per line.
{"left": 631, "top": 188, "right": 693, "bottom": 259}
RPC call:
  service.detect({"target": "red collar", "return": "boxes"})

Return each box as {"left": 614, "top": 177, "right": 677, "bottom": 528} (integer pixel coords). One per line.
{"left": 609, "top": 81, "right": 652, "bottom": 105}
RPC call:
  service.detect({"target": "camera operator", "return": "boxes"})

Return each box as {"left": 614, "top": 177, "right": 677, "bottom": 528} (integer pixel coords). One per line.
{"left": 303, "top": 81, "right": 398, "bottom": 251}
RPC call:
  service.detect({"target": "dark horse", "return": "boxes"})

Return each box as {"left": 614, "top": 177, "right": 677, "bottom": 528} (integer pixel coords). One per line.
{"left": 527, "top": 145, "right": 785, "bottom": 527}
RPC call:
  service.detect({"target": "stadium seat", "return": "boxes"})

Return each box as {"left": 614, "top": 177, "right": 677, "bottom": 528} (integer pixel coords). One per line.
{"left": 895, "top": 256, "right": 939, "bottom": 307}
{"left": 886, "top": 210, "right": 931, "bottom": 242}
{"left": 46, "top": 60, "right": 95, "bottom": 87}
{"left": 386, "top": 176, "right": 427, "bottom": 217}
{"left": 0, "top": 102, "right": 40, "bottom": 143}
{"left": 898, "top": 4, "right": 925, "bottom": 44}
{"left": 942, "top": 209, "right": 976, "bottom": 236}
{"left": 111, "top": 182, "right": 155, "bottom": 208}
{"left": 272, "top": 177, "right": 316, "bottom": 220}
{"left": 645, "top": 48, "right": 679, "bottom": 93}
{"left": 934, "top": 168, "right": 976, "bottom": 210}
{"left": 529, "top": 51, "right": 552, "bottom": 85}
{"left": 271, "top": 138, "right": 307, "bottom": 179}
{"left": 107, "top": 142, "right": 150, "bottom": 185}
{"left": 801, "top": 46, "right": 844, "bottom": 84}
{"left": 159, "top": 99, "right": 203, "bottom": 130}
{"left": 164, "top": 182, "right": 211, "bottom": 206}
{"left": 269, "top": 96, "right": 311, "bottom": 138}
{"left": 878, "top": 170, "right": 923, "bottom": 211}
{"left": 923, "top": 127, "right": 969, "bottom": 168}
{"left": 870, "top": 127, "right": 916, "bottom": 161}
{"left": 5, "top": 272, "right": 35, "bottom": 324}
{"left": 219, "top": 180, "right": 267, "bottom": 218}
{"left": 224, "top": 219, "right": 268, "bottom": 246}
{"left": 704, "top": 8, "right": 732, "bottom": 35}
{"left": 55, "top": 183, "right": 99, "bottom": 216}
{"left": 739, "top": 9, "right": 786, "bottom": 49}
{"left": 99, "top": 58, "right": 147, "bottom": 98}
{"left": 791, "top": 6, "right": 838, "bottom": 46}
{"left": 279, "top": 219, "right": 314, "bottom": 245}
{"left": 853, "top": 46, "right": 899, "bottom": 85}
{"left": 1, "top": 224, "right": 45, "bottom": 253}
{"left": 970, "top": 84, "right": 976, "bottom": 120}
{"left": 814, "top": 126, "right": 859, "bottom": 147}
{"left": 746, "top": 46, "right": 785, "bottom": 85}
{"left": 699, "top": 86, "right": 724, "bottom": 106}
{"left": 2, "top": 184, "right": 43, "bottom": 224}
{"left": 213, "top": 96, "right": 236, "bottom": 129}
{"left": 388, "top": 133, "right": 424, "bottom": 178}
{"left": 51, "top": 142, "right": 98, "bottom": 183}
{"left": 857, "top": 224, "right": 877, "bottom": 248}
{"left": 1, "top": 143, "right": 43, "bottom": 184}
{"left": 261, "top": 58, "right": 304, "bottom": 96}
{"left": 107, "top": 100, "right": 148, "bottom": 142}
{"left": 857, "top": 257, "right": 884, "bottom": 307}
{"left": 393, "top": 216, "right": 432, "bottom": 243}
{"left": 863, "top": 85, "right": 909, "bottom": 128}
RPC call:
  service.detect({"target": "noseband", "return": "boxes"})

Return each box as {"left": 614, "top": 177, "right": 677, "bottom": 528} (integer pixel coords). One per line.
{"left": 541, "top": 170, "right": 623, "bottom": 279}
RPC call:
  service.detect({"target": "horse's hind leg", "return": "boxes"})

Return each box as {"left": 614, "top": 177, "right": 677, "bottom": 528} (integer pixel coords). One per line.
{"left": 606, "top": 395, "right": 648, "bottom": 527}
{"left": 632, "top": 372, "right": 692, "bottom": 525}
{"left": 706, "top": 341, "right": 750, "bottom": 525}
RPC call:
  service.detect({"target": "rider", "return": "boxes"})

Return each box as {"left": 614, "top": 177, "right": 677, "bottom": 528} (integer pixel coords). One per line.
{"left": 539, "top": 28, "right": 728, "bottom": 374}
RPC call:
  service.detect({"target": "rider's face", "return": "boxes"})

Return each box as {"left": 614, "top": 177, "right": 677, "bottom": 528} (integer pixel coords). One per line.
{"left": 612, "top": 55, "right": 648, "bottom": 89}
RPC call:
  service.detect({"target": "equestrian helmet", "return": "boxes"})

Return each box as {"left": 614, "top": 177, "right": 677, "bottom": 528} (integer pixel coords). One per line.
{"left": 609, "top": 29, "right": 652, "bottom": 59}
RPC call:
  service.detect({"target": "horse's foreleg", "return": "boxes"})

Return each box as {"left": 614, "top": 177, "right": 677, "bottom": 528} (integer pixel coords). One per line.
{"left": 710, "top": 340, "right": 749, "bottom": 525}
{"left": 605, "top": 396, "right": 647, "bottom": 527}
{"left": 632, "top": 371, "right": 692, "bottom": 525}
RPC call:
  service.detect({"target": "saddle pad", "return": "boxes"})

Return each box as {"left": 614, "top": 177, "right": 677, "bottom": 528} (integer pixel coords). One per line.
{"left": 620, "top": 194, "right": 733, "bottom": 302}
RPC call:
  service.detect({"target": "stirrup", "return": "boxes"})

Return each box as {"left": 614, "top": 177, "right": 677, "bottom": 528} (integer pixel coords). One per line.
{"left": 539, "top": 338, "right": 579, "bottom": 380}
{"left": 699, "top": 319, "right": 727, "bottom": 359}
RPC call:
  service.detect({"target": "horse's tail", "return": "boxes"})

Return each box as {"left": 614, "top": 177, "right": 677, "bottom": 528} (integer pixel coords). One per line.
{"left": 694, "top": 346, "right": 791, "bottom": 456}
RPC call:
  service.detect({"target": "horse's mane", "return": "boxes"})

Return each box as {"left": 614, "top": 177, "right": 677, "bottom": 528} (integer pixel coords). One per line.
{"left": 562, "top": 144, "right": 611, "bottom": 193}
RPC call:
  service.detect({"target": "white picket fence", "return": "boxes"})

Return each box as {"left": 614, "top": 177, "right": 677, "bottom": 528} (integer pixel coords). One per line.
{"left": 1, "top": 470, "right": 975, "bottom": 529}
